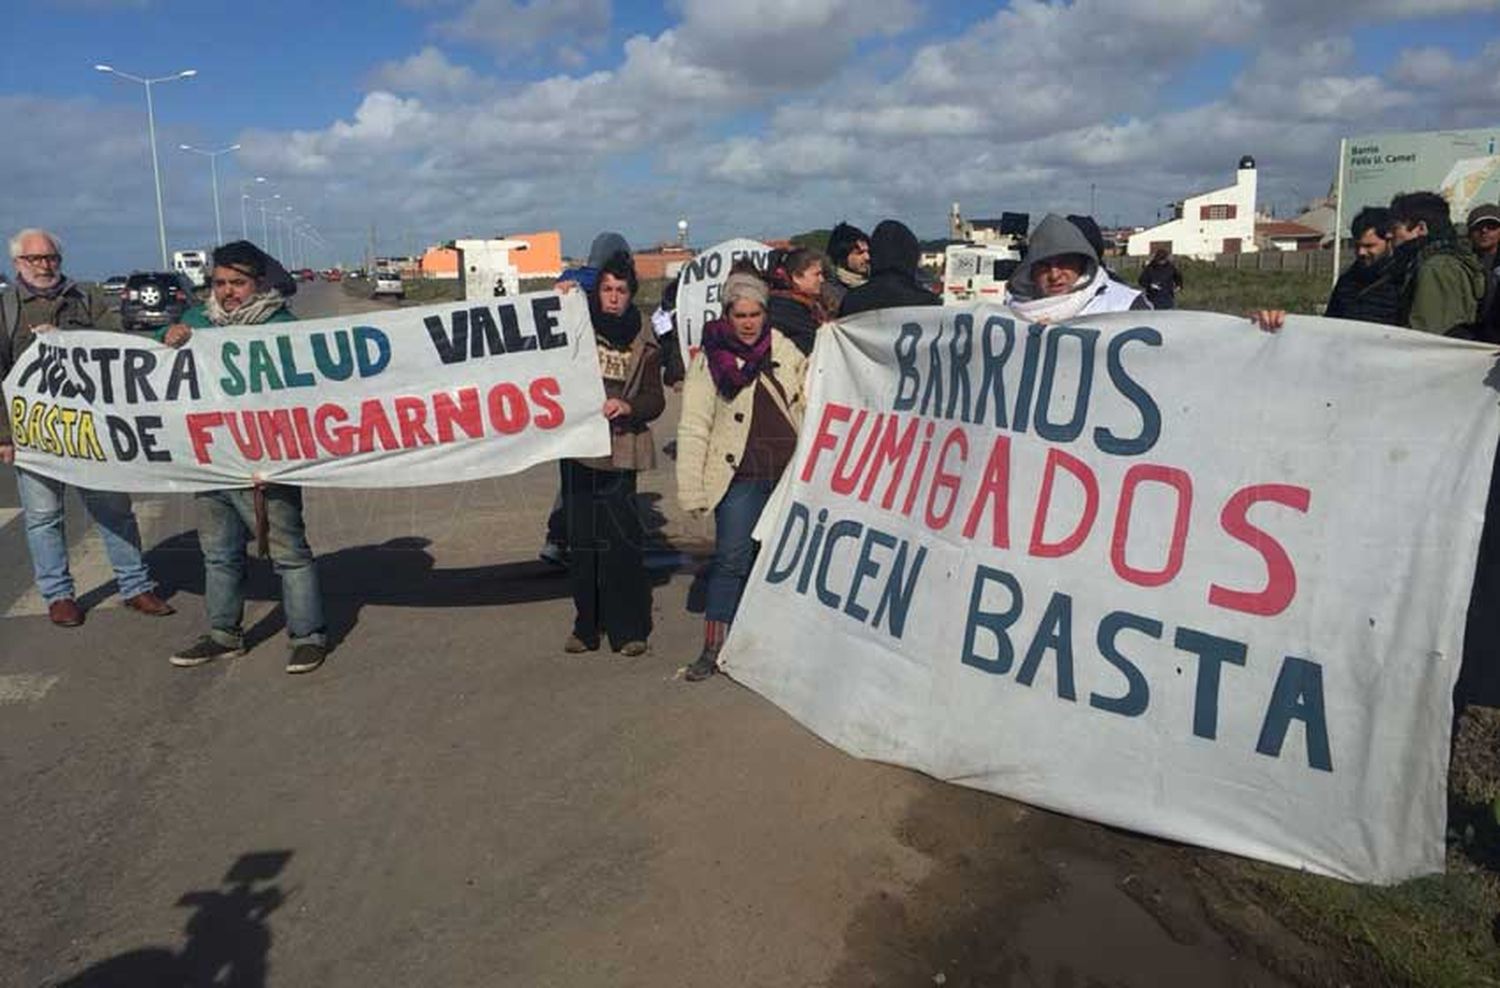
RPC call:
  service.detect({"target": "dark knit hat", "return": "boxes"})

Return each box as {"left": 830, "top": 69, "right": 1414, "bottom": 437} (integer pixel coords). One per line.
{"left": 212, "top": 240, "right": 296, "bottom": 297}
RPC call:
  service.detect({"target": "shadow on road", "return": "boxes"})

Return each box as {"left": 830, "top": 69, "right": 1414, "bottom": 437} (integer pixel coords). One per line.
{"left": 55, "top": 850, "right": 293, "bottom": 988}
{"left": 135, "top": 521, "right": 688, "bottom": 649}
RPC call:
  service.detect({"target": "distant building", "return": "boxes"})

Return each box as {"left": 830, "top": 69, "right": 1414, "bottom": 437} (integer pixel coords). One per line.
{"left": 633, "top": 244, "right": 695, "bottom": 281}
{"left": 419, "top": 230, "right": 563, "bottom": 284}
{"left": 1255, "top": 220, "right": 1324, "bottom": 252}
{"left": 949, "top": 204, "right": 1029, "bottom": 246}
{"left": 419, "top": 245, "right": 458, "bottom": 278}
{"left": 1127, "top": 157, "right": 1259, "bottom": 258}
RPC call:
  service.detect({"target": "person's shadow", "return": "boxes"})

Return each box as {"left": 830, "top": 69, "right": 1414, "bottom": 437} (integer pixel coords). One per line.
{"left": 139, "top": 529, "right": 685, "bottom": 650}
{"left": 54, "top": 850, "right": 293, "bottom": 988}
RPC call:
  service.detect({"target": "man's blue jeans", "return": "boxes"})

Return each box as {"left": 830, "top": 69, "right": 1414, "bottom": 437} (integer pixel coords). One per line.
{"left": 16, "top": 468, "right": 155, "bottom": 603}
{"left": 197, "top": 486, "right": 326, "bottom": 648}
{"left": 706, "top": 478, "right": 776, "bottom": 624}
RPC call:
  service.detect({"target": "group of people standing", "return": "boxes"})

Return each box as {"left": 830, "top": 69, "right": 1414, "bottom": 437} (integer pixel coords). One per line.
{"left": 7, "top": 194, "right": 1493, "bottom": 683}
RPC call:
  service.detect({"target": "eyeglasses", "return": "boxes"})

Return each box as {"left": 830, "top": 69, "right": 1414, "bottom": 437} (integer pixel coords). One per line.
{"left": 16, "top": 253, "right": 61, "bottom": 265}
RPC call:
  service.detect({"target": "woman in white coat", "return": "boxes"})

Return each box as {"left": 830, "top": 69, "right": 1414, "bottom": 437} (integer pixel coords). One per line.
{"left": 676, "top": 272, "right": 807, "bottom": 681}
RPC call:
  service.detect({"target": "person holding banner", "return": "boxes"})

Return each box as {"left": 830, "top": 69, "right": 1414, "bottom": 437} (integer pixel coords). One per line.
{"left": 560, "top": 249, "right": 664, "bottom": 656}
{"left": 767, "top": 247, "right": 830, "bottom": 356}
{"left": 159, "top": 241, "right": 329, "bottom": 675}
{"left": 1, "top": 228, "right": 173, "bottom": 627}
{"left": 1003, "top": 213, "right": 1148, "bottom": 321}
{"left": 676, "top": 272, "right": 806, "bottom": 681}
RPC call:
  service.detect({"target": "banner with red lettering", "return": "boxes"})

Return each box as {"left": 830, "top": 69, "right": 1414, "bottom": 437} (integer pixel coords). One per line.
{"left": 720, "top": 305, "right": 1500, "bottom": 883}
{"left": 2, "top": 291, "right": 609, "bottom": 490}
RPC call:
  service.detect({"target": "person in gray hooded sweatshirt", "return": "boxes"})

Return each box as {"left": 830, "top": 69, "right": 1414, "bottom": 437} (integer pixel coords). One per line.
{"left": 1004, "top": 213, "right": 1148, "bottom": 323}
{"left": 541, "top": 232, "right": 634, "bottom": 566}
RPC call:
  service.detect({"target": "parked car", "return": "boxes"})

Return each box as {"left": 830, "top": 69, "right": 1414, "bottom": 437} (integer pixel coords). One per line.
{"left": 372, "top": 269, "right": 404, "bottom": 300}
{"left": 119, "top": 271, "right": 196, "bottom": 334}
{"left": 101, "top": 275, "right": 128, "bottom": 298}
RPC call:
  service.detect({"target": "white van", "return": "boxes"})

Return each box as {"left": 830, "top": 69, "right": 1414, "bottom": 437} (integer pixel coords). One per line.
{"left": 942, "top": 243, "right": 1023, "bottom": 305}
{"left": 173, "top": 249, "right": 208, "bottom": 289}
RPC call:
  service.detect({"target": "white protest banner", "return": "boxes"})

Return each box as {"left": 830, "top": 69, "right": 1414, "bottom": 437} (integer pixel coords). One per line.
{"left": 2, "top": 291, "right": 610, "bottom": 491}
{"left": 721, "top": 306, "right": 1500, "bottom": 883}
{"left": 674, "top": 237, "right": 771, "bottom": 365}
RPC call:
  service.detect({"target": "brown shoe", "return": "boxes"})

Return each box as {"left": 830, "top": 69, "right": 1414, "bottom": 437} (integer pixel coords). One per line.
{"left": 124, "top": 591, "right": 175, "bottom": 617}
{"left": 48, "top": 598, "right": 84, "bottom": 627}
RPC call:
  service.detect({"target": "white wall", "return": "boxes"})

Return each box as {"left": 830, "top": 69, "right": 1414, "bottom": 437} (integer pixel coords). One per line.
{"left": 1127, "top": 166, "right": 1258, "bottom": 258}
{"left": 455, "top": 239, "right": 523, "bottom": 299}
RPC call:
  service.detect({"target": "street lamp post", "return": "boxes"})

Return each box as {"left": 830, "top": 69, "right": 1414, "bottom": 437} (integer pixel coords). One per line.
{"left": 95, "top": 64, "right": 197, "bottom": 269}
{"left": 238, "top": 177, "right": 266, "bottom": 239}
{"left": 179, "top": 143, "right": 240, "bottom": 246}
{"left": 245, "top": 193, "right": 280, "bottom": 248}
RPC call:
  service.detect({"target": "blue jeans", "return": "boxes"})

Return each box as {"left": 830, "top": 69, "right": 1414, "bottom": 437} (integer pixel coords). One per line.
{"left": 16, "top": 468, "right": 155, "bottom": 603}
{"left": 196, "top": 486, "right": 326, "bottom": 648}
{"left": 706, "top": 478, "right": 776, "bottom": 624}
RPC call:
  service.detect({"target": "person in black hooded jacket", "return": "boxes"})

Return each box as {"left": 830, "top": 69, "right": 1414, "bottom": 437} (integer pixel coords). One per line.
{"left": 837, "top": 219, "right": 940, "bottom": 317}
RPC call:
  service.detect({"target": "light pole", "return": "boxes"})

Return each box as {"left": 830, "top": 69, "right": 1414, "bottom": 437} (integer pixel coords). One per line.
{"left": 179, "top": 142, "right": 239, "bottom": 246}
{"left": 245, "top": 193, "right": 280, "bottom": 248}
{"left": 95, "top": 64, "right": 197, "bottom": 269}
{"left": 238, "top": 177, "right": 265, "bottom": 239}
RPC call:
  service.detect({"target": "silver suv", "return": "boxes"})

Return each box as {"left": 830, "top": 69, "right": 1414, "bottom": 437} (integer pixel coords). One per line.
{"left": 372, "top": 269, "right": 404, "bottom": 300}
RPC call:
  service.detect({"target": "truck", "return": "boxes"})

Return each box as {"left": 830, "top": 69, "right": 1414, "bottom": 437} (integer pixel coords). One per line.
{"left": 173, "top": 249, "right": 209, "bottom": 289}
{"left": 941, "top": 242, "right": 1023, "bottom": 305}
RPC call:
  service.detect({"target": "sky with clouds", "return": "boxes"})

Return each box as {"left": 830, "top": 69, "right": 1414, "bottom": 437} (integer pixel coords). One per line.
{"left": 3, "top": 0, "right": 1499, "bottom": 278}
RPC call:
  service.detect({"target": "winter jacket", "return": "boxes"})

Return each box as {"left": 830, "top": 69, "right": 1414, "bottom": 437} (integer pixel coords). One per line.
{"left": 838, "top": 220, "right": 940, "bottom": 317}
{"left": 576, "top": 324, "right": 665, "bottom": 473}
{"left": 0, "top": 279, "right": 120, "bottom": 445}
{"left": 768, "top": 290, "right": 824, "bottom": 355}
{"left": 676, "top": 329, "right": 806, "bottom": 515}
{"left": 1006, "top": 213, "right": 1148, "bottom": 317}
{"left": 1324, "top": 256, "right": 1402, "bottom": 326}
{"left": 1396, "top": 235, "right": 1486, "bottom": 336}
{"left": 1138, "top": 260, "right": 1182, "bottom": 309}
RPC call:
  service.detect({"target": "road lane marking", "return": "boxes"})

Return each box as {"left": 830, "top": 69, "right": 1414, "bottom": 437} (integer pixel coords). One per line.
{"left": 0, "top": 674, "right": 60, "bottom": 704}
{"left": 0, "top": 508, "right": 20, "bottom": 529}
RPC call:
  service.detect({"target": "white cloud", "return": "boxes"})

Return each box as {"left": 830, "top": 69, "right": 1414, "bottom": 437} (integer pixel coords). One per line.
{"left": 432, "top": 0, "right": 611, "bottom": 60}
{"left": 369, "top": 47, "right": 485, "bottom": 97}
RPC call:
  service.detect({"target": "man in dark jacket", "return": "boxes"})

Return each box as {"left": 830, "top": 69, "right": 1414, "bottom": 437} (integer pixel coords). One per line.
{"left": 1324, "top": 207, "right": 1402, "bottom": 325}
{"left": 0, "top": 228, "right": 172, "bottom": 627}
{"left": 1388, "top": 191, "right": 1485, "bottom": 335}
{"left": 1138, "top": 248, "right": 1183, "bottom": 309}
{"left": 1466, "top": 203, "right": 1500, "bottom": 343}
{"left": 837, "top": 220, "right": 940, "bottom": 317}
{"left": 822, "top": 221, "right": 870, "bottom": 311}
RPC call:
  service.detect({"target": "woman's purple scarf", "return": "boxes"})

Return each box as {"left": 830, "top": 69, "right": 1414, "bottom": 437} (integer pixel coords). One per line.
{"left": 702, "top": 318, "right": 771, "bottom": 400}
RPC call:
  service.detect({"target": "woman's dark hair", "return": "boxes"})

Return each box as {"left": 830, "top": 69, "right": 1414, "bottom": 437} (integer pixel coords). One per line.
{"left": 1351, "top": 206, "right": 1392, "bottom": 241}
{"left": 596, "top": 249, "right": 638, "bottom": 297}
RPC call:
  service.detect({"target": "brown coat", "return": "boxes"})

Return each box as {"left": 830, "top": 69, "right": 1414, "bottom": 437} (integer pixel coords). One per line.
{"left": 578, "top": 326, "right": 665, "bottom": 472}
{"left": 0, "top": 279, "right": 121, "bottom": 445}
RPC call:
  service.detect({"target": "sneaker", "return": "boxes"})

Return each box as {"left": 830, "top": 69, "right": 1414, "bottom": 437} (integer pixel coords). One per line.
{"left": 564, "top": 634, "right": 599, "bottom": 653}
{"left": 618, "top": 640, "right": 649, "bottom": 657}
{"left": 685, "top": 649, "right": 718, "bottom": 682}
{"left": 539, "top": 543, "right": 568, "bottom": 568}
{"left": 287, "top": 643, "right": 327, "bottom": 675}
{"left": 170, "top": 635, "right": 244, "bottom": 668}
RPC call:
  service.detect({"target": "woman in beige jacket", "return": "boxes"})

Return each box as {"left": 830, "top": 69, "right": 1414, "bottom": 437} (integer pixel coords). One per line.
{"left": 676, "top": 272, "right": 807, "bottom": 680}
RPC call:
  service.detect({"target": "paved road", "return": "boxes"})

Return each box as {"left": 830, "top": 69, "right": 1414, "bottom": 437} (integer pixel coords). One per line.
{"left": 0, "top": 281, "right": 1293, "bottom": 986}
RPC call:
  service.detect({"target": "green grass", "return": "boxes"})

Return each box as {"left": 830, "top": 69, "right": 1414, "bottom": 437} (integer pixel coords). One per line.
{"left": 1171, "top": 259, "right": 1331, "bottom": 316}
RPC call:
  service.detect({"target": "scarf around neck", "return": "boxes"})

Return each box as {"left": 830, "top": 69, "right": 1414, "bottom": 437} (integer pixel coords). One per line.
{"left": 1006, "top": 267, "right": 1105, "bottom": 325}
{"left": 702, "top": 318, "right": 772, "bottom": 400}
{"left": 589, "top": 294, "right": 642, "bottom": 349}
{"left": 205, "top": 289, "right": 287, "bottom": 326}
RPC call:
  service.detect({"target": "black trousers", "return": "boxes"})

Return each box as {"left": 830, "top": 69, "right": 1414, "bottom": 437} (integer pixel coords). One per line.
{"left": 562, "top": 459, "right": 651, "bottom": 648}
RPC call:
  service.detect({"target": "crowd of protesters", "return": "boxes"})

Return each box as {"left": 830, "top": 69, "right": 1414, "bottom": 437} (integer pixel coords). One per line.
{"left": 3, "top": 187, "right": 1499, "bottom": 681}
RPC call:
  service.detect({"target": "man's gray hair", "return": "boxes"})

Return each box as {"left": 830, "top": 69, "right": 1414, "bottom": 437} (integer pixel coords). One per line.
{"left": 9, "top": 228, "right": 62, "bottom": 259}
